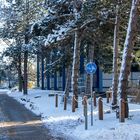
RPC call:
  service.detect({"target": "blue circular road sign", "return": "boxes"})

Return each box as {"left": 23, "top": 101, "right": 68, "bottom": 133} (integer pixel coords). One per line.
{"left": 85, "top": 62, "right": 97, "bottom": 74}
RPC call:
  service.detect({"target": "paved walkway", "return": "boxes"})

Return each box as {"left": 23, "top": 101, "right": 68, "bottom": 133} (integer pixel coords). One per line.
{"left": 0, "top": 94, "right": 66, "bottom": 140}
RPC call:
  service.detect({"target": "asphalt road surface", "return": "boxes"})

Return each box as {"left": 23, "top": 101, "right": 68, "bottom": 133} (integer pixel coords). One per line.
{"left": 0, "top": 93, "right": 68, "bottom": 140}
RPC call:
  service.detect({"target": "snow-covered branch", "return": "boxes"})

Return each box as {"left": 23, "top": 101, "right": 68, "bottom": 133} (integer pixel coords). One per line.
{"left": 44, "top": 55, "right": 63, "bottom": 74}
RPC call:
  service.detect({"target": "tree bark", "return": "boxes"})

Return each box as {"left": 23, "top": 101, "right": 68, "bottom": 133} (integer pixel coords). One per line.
{"left": 64, "top": 65, "right": 71, "bottom": 97}
{"left": 37, "top": 53, "right": 40, "bottom": 88}
{"left": 112, "top": 4, "right": 120, "bottom": 108}
{"left": 18, "top": 49, "right": 22, "bottom": 92}
{"left": 23, "top": 35, "right": 29, "bottom": 95}
{"left": 71, "top": 0, "right": 83, "bottom": 108}
{"left": 23, "top": 0, "right": 29, "bottom": 95}
{"left": 41, "top": 53, "right": 45, "bottom": 90}
{"left": 117, "top": 0, "right": 139, "bottom": 117}
{"left": 71, "top": 30, "right": 81, "bottom": 108}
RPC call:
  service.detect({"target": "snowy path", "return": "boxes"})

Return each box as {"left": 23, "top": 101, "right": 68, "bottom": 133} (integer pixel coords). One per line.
{"left": 0, "top": 93, "right": 68, "bottom": 140}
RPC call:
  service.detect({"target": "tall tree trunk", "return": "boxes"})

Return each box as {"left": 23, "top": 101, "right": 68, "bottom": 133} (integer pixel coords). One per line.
{"left": 23, "top": 35, "right": 29, "bottom": 95}
{"left": 112, "top": 3, "right": 120, "bottom": 108}
{"left": 8, "top": 77, "right": 11, "bottom": 88}
{"left": 46, "top": 54, "right": 51, "bottom": 90}
{"left": 23, "top": 50, "right": 28, "bottom": 95}
{"left": 23, "top": 0, "right": 29, "bottom": 95}
{"left": 85, "top": 44, "right": 94, "bottom": 95}
{"left": 72, "top": 0, "right": 83, "bottom": 108}
{"left": 16, "top": 38, "right": 23, "bottom": 92}
{"left": 41, "top": 53, "right": 45, "bottom": 90}
{"left": 117, "top": 0, "right": 139, "bottom": 118}
{"left": 37, "top": 53, "right": 40, "bottom": 88}
{"left": 16, "top": 37, "right": 23, "bottom": 92}
{"left": 64, "top": 65, "right": 71, "bottom": 97}
{"left": 71, "top": 30, "right": 81, "bottom": 108}
{"left": 62, "top": 65, "right": 66, "bottom": 91}
{"left": 18, "top": 50, "right": 22, "bottom": 92}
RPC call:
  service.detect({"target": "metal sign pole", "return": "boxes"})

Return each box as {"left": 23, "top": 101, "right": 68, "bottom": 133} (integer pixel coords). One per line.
{"left": 90, "top": 74, "right": 93, "bottom": 126}
{"left": 85, "top": 62, "right": 97, "bottom": 126}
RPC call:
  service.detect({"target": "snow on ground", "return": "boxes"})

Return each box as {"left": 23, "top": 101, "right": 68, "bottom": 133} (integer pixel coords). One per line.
{"left": 0, "top": 89, "right": 9, "bottom": 94}
{"left": 5, "top": 89, "right": 140, "bottom": 140}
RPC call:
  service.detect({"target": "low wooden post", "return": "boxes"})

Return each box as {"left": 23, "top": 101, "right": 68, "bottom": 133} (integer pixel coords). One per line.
{"left": 83, "top": 96, "right": 88, "bottom": 130}
{"left": 72, "top": 95, "right": 76, "bottom": 112}
{"left": 119, "top": 99, "right": 125, "bottom": 122}
{"left": 55, "top": 94, "right": 58, "bottom": 107}
{"left": 98, "top": 97, "right": 103, "bottom": 120}
{"left": 106, "top": 92, "right": 110, "bottom": 103}
{"left": 109, "top": 91, "right": 112, "bottom": 99}
{"left": 93, "top": 92, "right": 96, "bottom": 107}
{"left": 64, "top": 95, "right": 67, "bottom": 110}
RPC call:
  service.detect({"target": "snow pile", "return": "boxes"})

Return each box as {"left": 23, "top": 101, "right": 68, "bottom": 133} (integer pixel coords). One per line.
{"left": 7, "top": 89, "right": 140, "bottom": 140}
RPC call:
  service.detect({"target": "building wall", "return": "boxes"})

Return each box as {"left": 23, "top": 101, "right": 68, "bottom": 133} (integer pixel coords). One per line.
{"left": 46, "top": 72, "right": 140, "bottom": 92}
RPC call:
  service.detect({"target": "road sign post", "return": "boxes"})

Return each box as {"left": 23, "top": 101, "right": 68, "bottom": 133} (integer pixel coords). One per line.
{"left": 85, "top": 62, "right": 97, "bottom": 126}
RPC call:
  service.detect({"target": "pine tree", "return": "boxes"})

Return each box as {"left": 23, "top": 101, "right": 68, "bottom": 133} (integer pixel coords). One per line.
{"left": 118, "top": 0, "right": 140, "bottom": 118}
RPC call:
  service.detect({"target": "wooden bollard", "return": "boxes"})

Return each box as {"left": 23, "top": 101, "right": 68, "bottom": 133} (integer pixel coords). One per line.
{"left": 98, "top": 97, "right": 103, "bottom": 120}
{"left": 106, "top": 92, "right": 110, "bottom": 103}
{"left": 119, "top": 99, "right": 125, "bottom": 122}
{"left": 64, "top": 95, "right": 67, "bottom": 110}
{"left": 109, "top": 91, "right": 112, "bottom": 99}
{"left": 55, "top": 94, "right": 58, "bottom": 107}
{"left": 72, "top": 96, "right": 76, "bottom": 112}
{"left": 83, "top": 96, "right": 88, "bottom": 130}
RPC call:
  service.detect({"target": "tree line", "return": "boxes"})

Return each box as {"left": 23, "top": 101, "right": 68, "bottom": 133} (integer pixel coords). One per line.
{"left": 0, "top": 0, "right": 140, "bottom": 117}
